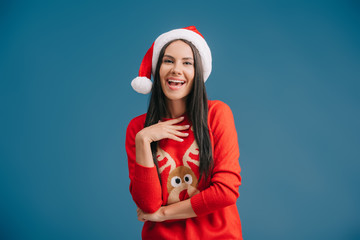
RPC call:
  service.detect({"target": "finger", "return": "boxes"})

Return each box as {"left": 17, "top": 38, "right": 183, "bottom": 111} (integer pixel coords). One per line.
{"left": 169, "top": 129, "right": 189, "bottom": 137}
{"left": 167, "top": 134, "right": 185, "bottom": 142}
{"left": 138, "top": 216, "right": 145, "bottom": 222}
{"left": 172, "top": 124, "right": 190, "bottom": 130}
{"left": 164, "top": 116, "right": 185, "bottom": 124}
{"left": 137, "top": 208, "right": 143, "bottom": 217}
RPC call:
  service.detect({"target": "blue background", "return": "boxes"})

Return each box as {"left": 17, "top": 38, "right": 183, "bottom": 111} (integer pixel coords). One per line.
{"left": 1, "top": 0, "right": 359, "bottom": 239}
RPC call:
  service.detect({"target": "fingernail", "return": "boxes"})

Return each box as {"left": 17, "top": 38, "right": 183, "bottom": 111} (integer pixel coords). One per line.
{"left": 185, "top": 133, "right": 189, "bottom": 136}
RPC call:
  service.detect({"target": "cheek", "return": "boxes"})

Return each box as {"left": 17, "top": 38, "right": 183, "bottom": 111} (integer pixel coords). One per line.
{"left": 185, "top": 69, "right": 195, "bottom": 84}
{"left": 186, "top": 66, "right": 195, "bottom": 78}
{"left": 159, "top": 65, "right": 165, "bottom": 79}
{"left": 159, "top": 66, "right": 167, "bottom": 83}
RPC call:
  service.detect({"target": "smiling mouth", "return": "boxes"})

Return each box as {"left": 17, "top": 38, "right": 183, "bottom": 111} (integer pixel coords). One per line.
{"left": 167, "top": 79, "right": 186, "bottom": 90}
{"left": 167, "top": 79, "right": 185, "bottom": 86}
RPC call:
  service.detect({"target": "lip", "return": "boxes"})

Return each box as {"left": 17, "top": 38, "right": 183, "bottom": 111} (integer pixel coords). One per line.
{"left": 166, "top": 77, "right": 186, "bottom": 91}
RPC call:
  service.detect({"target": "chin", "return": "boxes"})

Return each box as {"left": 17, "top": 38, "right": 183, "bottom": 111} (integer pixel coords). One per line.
{"left": 164, "top": 92, "right": 188, "bottom": 102}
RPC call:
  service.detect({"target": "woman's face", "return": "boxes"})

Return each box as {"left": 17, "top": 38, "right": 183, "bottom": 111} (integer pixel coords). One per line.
{"left": 159, "top": 40, "right": 195, "bottom": 103}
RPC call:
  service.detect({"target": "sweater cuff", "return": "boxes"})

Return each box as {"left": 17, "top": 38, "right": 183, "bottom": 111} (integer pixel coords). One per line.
{"left": 190, "top": 193, "right": 208, "bottom": 216}
{"left": 134, "top": 162, "right": 159, "bottom": 182}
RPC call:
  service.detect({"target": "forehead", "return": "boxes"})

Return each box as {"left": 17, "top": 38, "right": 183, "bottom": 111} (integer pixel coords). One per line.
{"left": 164, "top": 40, "right": 194, "bottom": 58}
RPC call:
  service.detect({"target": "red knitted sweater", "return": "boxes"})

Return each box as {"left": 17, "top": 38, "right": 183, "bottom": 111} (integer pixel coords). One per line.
{"left": 125, "top": 100, "right": 242, "bottom": 240}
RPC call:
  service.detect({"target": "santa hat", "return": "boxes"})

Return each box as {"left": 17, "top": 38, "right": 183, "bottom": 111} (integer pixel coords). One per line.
{"left": 131, "top": 26, "right": 212, "bottom": 94}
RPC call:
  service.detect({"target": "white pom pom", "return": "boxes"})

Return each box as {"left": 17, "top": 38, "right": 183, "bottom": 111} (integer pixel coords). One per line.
{"left": 131, "top": 77, "right": 153, "bottom": 94}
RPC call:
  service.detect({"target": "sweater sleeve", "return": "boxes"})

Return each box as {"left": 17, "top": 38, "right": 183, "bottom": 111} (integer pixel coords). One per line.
{"left": 190, "top": 101, "right": 241, "bottom": 216}
{"left": 125, "top": 116, "right": 163, "bottom": 213}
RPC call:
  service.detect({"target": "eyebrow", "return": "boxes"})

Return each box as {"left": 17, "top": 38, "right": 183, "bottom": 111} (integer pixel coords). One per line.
{"left": 164, "top": 54, "right": 194, "bottom": 60}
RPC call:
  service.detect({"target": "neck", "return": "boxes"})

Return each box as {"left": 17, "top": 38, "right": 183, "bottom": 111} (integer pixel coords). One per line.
{"left": 166, "top": 99, "right": 187, "bottom": 118}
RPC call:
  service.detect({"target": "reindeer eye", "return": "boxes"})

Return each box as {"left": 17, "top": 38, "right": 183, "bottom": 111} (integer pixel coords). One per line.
{"left": 171, "top": 176, "right": 182, "bottom": 187}
{"left": 184, "top": 174, "right": 193, "bottom": 185}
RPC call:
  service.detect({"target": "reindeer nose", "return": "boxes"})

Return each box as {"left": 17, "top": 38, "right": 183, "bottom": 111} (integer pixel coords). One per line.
{"left": 179, "top": 189, "right": 189, "bottom": 201}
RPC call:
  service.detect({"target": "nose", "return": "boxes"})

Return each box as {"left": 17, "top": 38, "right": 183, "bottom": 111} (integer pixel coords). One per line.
{"left": 171, "top": 61, "right": 182, "bottom": 75}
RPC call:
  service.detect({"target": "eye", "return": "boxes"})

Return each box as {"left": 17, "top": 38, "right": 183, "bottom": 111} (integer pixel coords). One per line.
{"left": 183, "top": 174, "right": 193, "bottom": 185}
{"left": 171, "top": 176, "right": 182, "bottom": 187}
{"left": 163, "top": 59, "right": 173, "bottom": 64}
{"left": 184, "top": 61, "right": 193, "bottom": 65}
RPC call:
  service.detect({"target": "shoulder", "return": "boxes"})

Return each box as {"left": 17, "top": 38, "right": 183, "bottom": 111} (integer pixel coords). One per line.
{"left": 208, "top": 100, "right": 234, "bottom": 119}
{"left": 128, "top": 113, "right": 147, "bottom": 126}
{"left": 207, "top": 100, "right": 237, "bottom": 133}
{"left": 126, "top": 113, "right": 147, "bottom": 137}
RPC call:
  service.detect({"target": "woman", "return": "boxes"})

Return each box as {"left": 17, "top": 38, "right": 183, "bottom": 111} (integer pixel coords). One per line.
{"left": 125, "top": 26, "right": 242, "bottom": 239}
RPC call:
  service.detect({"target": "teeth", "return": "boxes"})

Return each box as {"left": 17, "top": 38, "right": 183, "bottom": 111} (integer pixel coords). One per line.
{"left": 168, "top": 80, "right": 185, "bottom": 84}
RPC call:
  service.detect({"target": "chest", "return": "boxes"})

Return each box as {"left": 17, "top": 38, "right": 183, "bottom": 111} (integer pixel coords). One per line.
{"left": 156, "top": 124, "right": 201, "bottom": 204}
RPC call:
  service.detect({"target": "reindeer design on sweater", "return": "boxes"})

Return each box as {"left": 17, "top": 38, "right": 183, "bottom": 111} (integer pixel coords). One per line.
{"left": 157, "top": 127, "right": 200, "bottom": 205}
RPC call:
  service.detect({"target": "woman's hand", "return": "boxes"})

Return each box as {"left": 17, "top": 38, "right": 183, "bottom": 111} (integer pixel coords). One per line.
{"left": 137, "top": 207, "right": 166, "bottom": 222}
{"left": 135, "top": 116, "right": 189, "bottom": 167}
{"left": 136, "top": 116, "right": 190, "bottom": 144}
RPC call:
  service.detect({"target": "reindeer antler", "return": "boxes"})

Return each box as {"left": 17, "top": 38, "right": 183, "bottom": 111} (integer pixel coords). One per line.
{"left": 157, "top": 146, "right": 176, "bottom": 174}
{"left": 183, "top": 140, "right": 200, "bottom": 167}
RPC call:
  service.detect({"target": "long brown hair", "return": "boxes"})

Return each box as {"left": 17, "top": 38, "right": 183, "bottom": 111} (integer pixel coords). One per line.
{"left": 144, "top": 39, "right": 213, "bottom": 181}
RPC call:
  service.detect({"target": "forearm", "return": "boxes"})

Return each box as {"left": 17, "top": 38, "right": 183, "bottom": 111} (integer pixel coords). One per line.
{"left": 135, "top": 132, "right": 154, "bottom": 167}
{"left": 190, "top": 177, "right": 240, "bottom": 216}
{"left": 131, "top": 133, "right": 162, "bottom": 213}
{"left": 162, "top": 199, "right": 197, "bottom": 221}
{"left": 138, "top": 198, "right": 197, "bottom": 222}
{"left": 131, "top": 163, "right": 162, "bottom": 213}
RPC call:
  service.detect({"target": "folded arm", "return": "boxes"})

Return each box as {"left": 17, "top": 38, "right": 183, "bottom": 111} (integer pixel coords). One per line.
{"left": 190, "top": 101, "right": 241, "bottom": 216}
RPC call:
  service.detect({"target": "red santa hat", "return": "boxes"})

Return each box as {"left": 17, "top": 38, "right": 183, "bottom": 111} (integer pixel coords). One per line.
{"left": 131, "top": 26, "right": 212, "bottom": 94}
